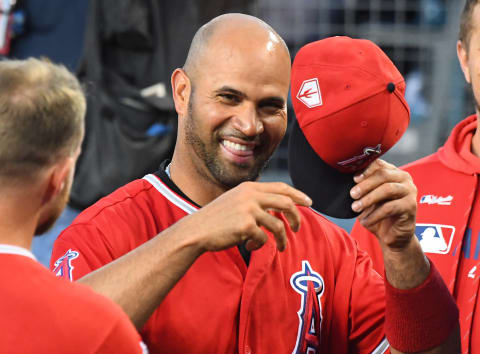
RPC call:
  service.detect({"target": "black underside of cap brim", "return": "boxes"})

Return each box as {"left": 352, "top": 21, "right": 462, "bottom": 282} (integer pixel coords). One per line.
{"left": 288, "top": 120, "right": 359, "bottom": 219}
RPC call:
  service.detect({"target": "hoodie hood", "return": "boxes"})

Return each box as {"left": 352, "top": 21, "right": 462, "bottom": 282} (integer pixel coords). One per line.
{"left": 437, "top": 114, "right": 480, "bottom": 175}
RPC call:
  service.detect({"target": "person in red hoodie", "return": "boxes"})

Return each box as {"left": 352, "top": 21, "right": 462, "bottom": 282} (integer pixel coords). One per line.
{"left": 351, "top": 1, "right": 480, "bottom": 353}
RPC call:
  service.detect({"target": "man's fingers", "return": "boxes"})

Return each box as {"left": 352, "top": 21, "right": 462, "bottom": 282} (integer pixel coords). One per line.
{"left": 245, "top": 228, "right": 268, "bottom": 251}
{"left": 202, "top": 181, "right": 308, "bottom": 253}
{"left": 354, "top": 159, "right": 395, "bottom": 182}
{"left": 351, "top": 165, "right": 411, "bottom": 203}
{"left": 245, "top": 239, "right": 261, "bottom": 251}
{"left": 259, "top": 194, "right": 302, "bottom": 232}
{"left": 235, "top": 181, "right": 310, "bottom": 232}
{"left": 351, "top": 182, "right": 409, "bottom": 213}
{"left": 358, "top": 198, "right": 415, "bottom": 230}
{"left": 255, "top": 209, "right": 288, "bottom": 251}
{"left": 357, "top": 203, "right": 377, "bottom": 223}
{"left": 255, "top": 182, "right": 312, "bottom": 207}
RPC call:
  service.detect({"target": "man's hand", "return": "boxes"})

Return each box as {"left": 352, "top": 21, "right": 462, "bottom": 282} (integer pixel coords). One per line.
{"left": 349, "top": 159, "right": 460, "bottom": 354}
{"left": 176, "top": 181, "right": 312, "bottom": 253}
{"left": 349, "top": 158, "right": 429, "bottom": 289}
{"left": 349, "top": 159, "right": 417, "bottom": 251}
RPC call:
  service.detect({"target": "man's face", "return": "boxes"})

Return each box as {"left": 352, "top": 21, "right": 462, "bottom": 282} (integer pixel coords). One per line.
{"left": 458, "top": 4, "right": 480, "bottom": 113}
{"left": 181, "top": 31, "right": 291, "bottom": 189}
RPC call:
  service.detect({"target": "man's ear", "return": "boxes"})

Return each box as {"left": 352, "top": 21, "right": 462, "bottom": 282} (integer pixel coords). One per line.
{"left": 41, "top": 157, "right": 74, "bottom": 205}
{"left": 457, "top": 40, "right": 472, "bottom": 84}
{"left": 171, "top": 68, "right": 191, "bottom": 117}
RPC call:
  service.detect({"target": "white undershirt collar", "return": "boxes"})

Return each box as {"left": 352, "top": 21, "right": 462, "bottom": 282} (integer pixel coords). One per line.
{"left": 0, "top": 244, "right": 36, "bottom": 261}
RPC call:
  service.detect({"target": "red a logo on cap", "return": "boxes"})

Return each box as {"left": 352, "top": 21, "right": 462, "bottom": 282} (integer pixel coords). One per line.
{"left": 297, "top": 78, "right": 323, "bottom": 108}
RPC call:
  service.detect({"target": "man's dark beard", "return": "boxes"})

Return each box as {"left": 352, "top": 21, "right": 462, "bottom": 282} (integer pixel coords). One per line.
{"left": 184, "top": 96, "right": 270, "bottom": 189}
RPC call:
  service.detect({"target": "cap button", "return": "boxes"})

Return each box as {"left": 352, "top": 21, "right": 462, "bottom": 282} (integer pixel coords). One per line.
{"left": 387, "top": 82, "right": 395, "bottom": 93}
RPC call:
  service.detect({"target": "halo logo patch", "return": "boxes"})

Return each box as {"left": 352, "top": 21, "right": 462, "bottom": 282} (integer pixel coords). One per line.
{"left": 297, "top": 78, "right": 322, "bottom": 108}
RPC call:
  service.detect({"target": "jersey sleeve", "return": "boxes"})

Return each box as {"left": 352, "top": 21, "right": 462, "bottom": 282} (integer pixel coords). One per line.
{"left": 348, "top": 246, "right": 389, "bottom": 353}
{"left": 50, "top": 223, "right": 116, "bottom": 281}
{"left": 349, "top": 220, "right": 385, "bottom": 276}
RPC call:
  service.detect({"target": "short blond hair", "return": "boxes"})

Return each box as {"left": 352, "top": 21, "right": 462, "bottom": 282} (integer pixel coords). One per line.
{"left": 0, "top": 58, "right": 85, "bottom": 179}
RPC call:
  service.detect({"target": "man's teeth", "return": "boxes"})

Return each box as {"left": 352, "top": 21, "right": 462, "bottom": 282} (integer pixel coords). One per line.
{"left": 222, "top": 140, "right": 251, "bottom": 151}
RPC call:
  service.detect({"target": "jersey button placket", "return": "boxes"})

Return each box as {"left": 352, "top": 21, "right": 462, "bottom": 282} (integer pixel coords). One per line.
{"left": 245, "top": 345, "right": 252, "bottom": 354}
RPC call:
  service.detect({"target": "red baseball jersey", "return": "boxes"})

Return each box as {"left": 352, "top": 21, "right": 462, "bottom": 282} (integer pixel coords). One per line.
{"left": 51, "top": 166, "right": 389, "bottom": 353}
{"left": 0, "top": 244, "right": 146, "bottom": 354}
{"left": 351, "top": 115, "right": 480, "bottom": 354}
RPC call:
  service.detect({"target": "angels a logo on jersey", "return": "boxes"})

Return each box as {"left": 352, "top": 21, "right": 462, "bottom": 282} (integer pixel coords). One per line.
{"left": 415, "top": 224, "right": 455, "bottom": 254}
{"left": 290, "top": 260, "right": 325, "bottom": 354}
{"left": 52, "top": 249, "right": 79, "bottom": 281}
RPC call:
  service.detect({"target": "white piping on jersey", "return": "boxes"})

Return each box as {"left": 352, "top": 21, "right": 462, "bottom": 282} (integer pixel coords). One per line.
{"left": 140, "top": 341, "right": 149, "bottom": 354}
{"left": 0, "top": 244, "right": 36, "bottom": 261}
{"left": 143, "top": 174, "right": 198, "bottom": 215}
{"left": 371, "top": 338, "right": 389, "bottom": 354}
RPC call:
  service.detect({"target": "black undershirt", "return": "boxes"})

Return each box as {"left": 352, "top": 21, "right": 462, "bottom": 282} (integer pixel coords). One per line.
{"left": 155, "top": 160, "right": 251, "bottom": 265}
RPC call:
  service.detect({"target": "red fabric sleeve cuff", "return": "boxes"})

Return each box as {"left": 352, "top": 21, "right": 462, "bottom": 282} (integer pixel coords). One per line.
{"left": 384, "top": 259, "right": 459, "bottom": 352}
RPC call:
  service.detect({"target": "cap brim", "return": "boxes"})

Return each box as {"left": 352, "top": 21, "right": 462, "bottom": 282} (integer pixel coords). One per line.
{"left": 288, "top": 120, "right": 359, "bottom": 219}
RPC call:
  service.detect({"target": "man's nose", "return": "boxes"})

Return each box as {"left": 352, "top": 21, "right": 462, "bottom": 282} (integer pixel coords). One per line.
{"left": 232, "top": 103, "right": 264, "bottom": 137}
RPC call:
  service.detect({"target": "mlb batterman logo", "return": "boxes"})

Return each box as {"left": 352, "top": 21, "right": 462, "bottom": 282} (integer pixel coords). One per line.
{"left": 415, "top": 224, "right": 455, "bottom": 254}
{"left": 297, "top": 78, "right": 322, "bottom": 108}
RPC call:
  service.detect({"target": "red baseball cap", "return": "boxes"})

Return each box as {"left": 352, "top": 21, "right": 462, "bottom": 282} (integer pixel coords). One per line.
{"left": 288, "top": 36, "right": 410, "bottom": 218}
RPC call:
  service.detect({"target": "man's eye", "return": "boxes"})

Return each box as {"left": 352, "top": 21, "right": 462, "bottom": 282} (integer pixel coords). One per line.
{"left": 259, "top": 103, "right": 284, "bottom": 113}
{"left": 219, "top": 94, "right": 241, "bottom": 103}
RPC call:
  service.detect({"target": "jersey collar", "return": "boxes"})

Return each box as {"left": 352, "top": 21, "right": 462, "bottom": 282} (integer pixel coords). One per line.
{"left": 0, "top": 244, "right": 36, "bottom": 260}
{"left": 152, "top": 160, "right": 251, "bottom": 265}
{"left": 154, "top": 160, "right": 201, "bottom": 208}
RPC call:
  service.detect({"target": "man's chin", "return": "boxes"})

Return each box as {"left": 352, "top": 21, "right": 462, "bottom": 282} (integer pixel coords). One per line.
{"left": 217, "top": 164, "right": 264, "bottom": 188}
